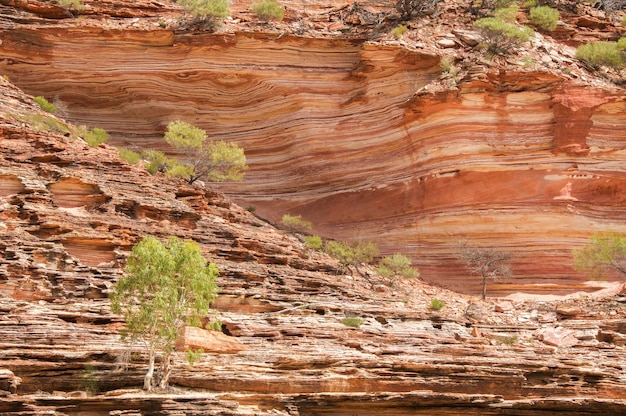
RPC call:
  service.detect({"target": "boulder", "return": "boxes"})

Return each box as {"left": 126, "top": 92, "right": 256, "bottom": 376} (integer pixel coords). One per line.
{"left": 0, "top": 369, "right": 21, "bottom": 394}
{"left": 176, "top": 326, "right": 248, "bottom": 354}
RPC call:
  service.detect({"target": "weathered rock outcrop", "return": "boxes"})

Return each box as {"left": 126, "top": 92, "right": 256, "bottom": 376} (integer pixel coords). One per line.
{"left": 2, "top": 74, "right": 626, "bottom": 414}
{"left": 2, "top": 0, "right": 626, "bottom": 296}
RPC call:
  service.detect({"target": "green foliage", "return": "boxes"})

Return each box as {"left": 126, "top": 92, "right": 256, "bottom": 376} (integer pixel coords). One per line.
{"left": 280, "top": 214, "right": 312, "bottom": 233}
{"left": 430, "top": 298, "right": 446, "bottom": 311}
{"left": 185, "top": 348, "right": 204, "bottom": 365}
{"left": 494, "top": 4, "right": 518, "bottom": 22}
{"left": 252, "top": 0, "right": 285, "bottom": 21}
{"left": 574, "top": 232, "right": 626, "bottom": 278}
{"left": 207, "top": 319, "right": 222, "bottom": 331}
{"left": 164, "top": 120, "right": 247, "bottom": 184}
{"left": 34, "top": 96, "right": 56, "bottom": 113}
{"left": 376, "top": 253, "right": 420, "bottom": 279}
{"left": 58, "top": 0, "right": 85, "bottom": 11}
{"left": 324, "top": 240, "right": 379, "bottom": 268}
{"left": 305, "top": 235, "right": 323, "bottom": 250}
{"left": 474, "top": 17, "right": 533, "bottom": 55}
{"left": 529, "top": 6, "right": 559, "bottom": 31}
{"left": 576, "top": 40, "right": 626, "bottom": 69}
{"left": 141, "top": 149, "right": 175, "bottom": 175}
{"left": 80, "top": 365, "right": 99, "bottom": 395}
{"left": 84, "top": 127, "right": 109, "bottom": 147}
{"left": 391, "top": 24, "right": 408, "bottom": 39}
{"left": 117, "top": 147, "right": 141, "bottom": 164}
{"left": 246, "top": 206, "right": 256, "bottom": 213}
{"left": 622, "top": 14, "right": 626, "bottom": 26}
{"left": 177, "top": 0, "right": 230, "bottom": 18}
{"left": 17, "top": 112, "right": 71, "bottom": 135}
{"left": 109, "top": 235, "right": 219, "bottom": 390}
{"left": 341, "top": 317, "right": 363, "bottom": 328}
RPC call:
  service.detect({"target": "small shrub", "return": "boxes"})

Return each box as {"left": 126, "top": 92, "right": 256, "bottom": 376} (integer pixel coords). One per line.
{"left": 324, "top": 240, "right": 378, "bottom": 268}
{"left": 494, "top": 4, "right": 518, "bottom": 22}
{"left": 84, "top": 127, "right": 109, "bottom": 147}
{"left": 252, "top": 0, "right": 284, "bottom": 21}
{"left": 529, "top": 6, "right": 558, "bottom": 31}
{"left": 177, "top": 0, "right": 229, "bottom": 18}
{"left": 246, "top": 205, "right": 256, "bottom": 213}
{"left": 391, "top": 24, "right": 408, "bottom": 39}
{"left": 341, "top": 317, "right": 363, "bottom": 328}
{"left": 440, "top": 56, "right": 458, "bottom": 77}
{"left": 376, "top": 253, "right": 420, "bottom": 279}
{"left": 185, "top": 348, "right": 204, "bottom": 365}
{"left": 280, "top": 214, "right": 312, "bottom": 233}
{"left": 305, "top": 235, "right": 323, "bottom": 250}
{"left": 18, "top": 112, "right": 71, "bottom": 135}
{"left": 59, "top": 0, "right": 85, "bottom": 11}
{"left": 474, "top": 17, "right": 533, "bottom": 55}
{"left": 207, "top": 319, "right": 222, "bottom": 331}
{"left": 576, "top": 40, "right": 626, "bottom": 69}
{"left": 496, "top": 335, "right": 518, "bottom": 345}
{"left": 117, "top": 147, "right": 141, "bottom": 164}
{"left": 430, "top": 298, "right": 446, "bottom": 311}
{"left": 80, "top": 365, "right": 99, "bottom": 395}
{"left": 33, "top": 96, "right": 56, "bottom": 113}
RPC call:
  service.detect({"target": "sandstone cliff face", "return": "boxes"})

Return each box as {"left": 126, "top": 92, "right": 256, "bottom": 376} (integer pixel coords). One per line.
{"left": 1, "top": 0, "right": 626, "bottom": 296}
{"left": 2, "top": 44, "right": 626, "bottom": 413}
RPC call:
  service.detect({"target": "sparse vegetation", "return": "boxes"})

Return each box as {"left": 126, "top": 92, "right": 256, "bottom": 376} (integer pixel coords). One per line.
{"left": 252, "top": 0, "right": 284, "bottom": 21}
{"left": 16, "top": 112, "right": 71, "bottom": 135}
{"left": 396, "top": 0, "right": 440, "bottom": 19}
{"left": 80, "top": 365, "right": 99, "bottom": 395}
{"left": 280, "top": 214, "right": 312, "bottom": 233}
{"left": 495, "top": 335, "right": 518, "bottom": 345}
{"left": 474, "top": 17, "right": 533, "bottom": 55}
{"left": 529, "top": 6, "right": 559, "bottom": 31}
{"left": 430, "top": 298, "right": 446, "bottom": 311}
{"left": 164, "top": 120, "right": 247, "bottom": 184}
{"left": 305, "top": 235, "right": 323, "bottom": 250}
{"left": 176, "top": 0, "right": 229, "bottom": 23}
{"left": 458, "top": 242, "right": 512, "bottom": 300}
{"left": 246, "top": 205, "right": 256, "bottom": 213}
{"left": 110, "top": 235, "right": 220, "bottom": 391}
{"left": 575, "top": 40, "right": 626, "bottom": 69}
{"left": 58, "top": 0, "right": 85, "bottom": 11}
{"left": 117, "top": 147, "right": 141, "bottom": 164}
{"left": 33, "top": 96, "right": 56, "bottom": 113}
{"left": 141, "top": 149, "right": 175, "bottom": 175}
{"left": 185, "top": 348, "right": 204, "bottom": 365}
{"left": 391, "top": 24, "right": 408, "bottom": 39}
{"left": 84, "top": 127, "right": 109, "bottom": 147}
{"left": 574, "top": 232, "right": 626, "bottom": 278}
{"left": 376, "top": 253, "right": 420, "bottom": 280}
{"left": 324, "top": 240, "right": 379, "bottom": 271}
{"left": 341, "top": 317, "right": 363, "bottom": 327}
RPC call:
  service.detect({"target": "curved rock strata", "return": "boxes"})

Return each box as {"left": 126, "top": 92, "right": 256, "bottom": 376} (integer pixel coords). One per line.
{"left": 1, "top": 2, "right": 626, "bottom": 298}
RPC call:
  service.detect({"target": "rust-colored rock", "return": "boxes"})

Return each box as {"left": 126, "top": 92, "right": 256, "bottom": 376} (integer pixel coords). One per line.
{"left": 176, "top": 326, "right": 248, "bottom": 354}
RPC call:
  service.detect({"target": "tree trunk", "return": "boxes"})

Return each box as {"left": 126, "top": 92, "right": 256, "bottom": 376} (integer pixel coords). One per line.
{"left": 481, "top": 273, "right": 487, "bottom": 300}
{"left": 159, "top": 351, "right": 173, "bottom": 389}
{"left": 144, "top": 348, "right": 155, "bottom": 391}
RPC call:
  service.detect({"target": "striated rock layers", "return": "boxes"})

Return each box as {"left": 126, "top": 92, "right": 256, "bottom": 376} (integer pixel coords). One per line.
{"left": 1, "top": 1, "right": 626, "bottom": 298}
{"left": 2, "top": 76, "right": 626, "bottom": 414}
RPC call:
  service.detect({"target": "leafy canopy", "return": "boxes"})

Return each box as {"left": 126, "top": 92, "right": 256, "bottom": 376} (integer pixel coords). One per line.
{"left": 110, "top": 235, "right": 219, "bottom": 390}
{"left": 164, "top": 120, "right": 247, "bottom": 184}
{"left": 574, "top": 232, "right": 626, "bottom": 278}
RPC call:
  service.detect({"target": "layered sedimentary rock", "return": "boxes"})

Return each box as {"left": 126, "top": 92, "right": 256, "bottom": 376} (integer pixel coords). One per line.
{"left": 1, "top": 1, "right": 626, "bottom": 298}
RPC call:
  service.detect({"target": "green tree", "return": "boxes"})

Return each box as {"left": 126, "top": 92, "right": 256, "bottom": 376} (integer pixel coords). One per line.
{"left": 164, "top": 120, "right": 247, "bottom": 184}
{"left": 574, "top": 232, "right": 626, "bottom": 278}
{"left": 324, "top": 240, "right": 379, "bottom": 272}
{"left": 252, "top": 0, "right": 285, "bottom": 21}
{"left": 458, "top": 242, "right": 512, "bottom": 300}
{"left": 110, "top": 236, "right": 219, "bottom": 391}
{"left": 376, "top": 253, "right": 420, "bottom": 280}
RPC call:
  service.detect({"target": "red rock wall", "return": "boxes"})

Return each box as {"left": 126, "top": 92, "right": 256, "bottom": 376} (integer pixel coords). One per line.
{"left": 2, "top": 26, "right": 626, "bottom": 295}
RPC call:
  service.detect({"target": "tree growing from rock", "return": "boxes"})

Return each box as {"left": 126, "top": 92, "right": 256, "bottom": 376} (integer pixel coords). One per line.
{"left": 164, "top": 120, "right": 247, "bottom": 184}
{"left": 458, "top": 242, "right": 512, "bottom": 300}
{"left": 110, "top": 235, "right": 219, "bottom": 391}
{"left": 574, "top": 232, "right": 626, "bottom": 278}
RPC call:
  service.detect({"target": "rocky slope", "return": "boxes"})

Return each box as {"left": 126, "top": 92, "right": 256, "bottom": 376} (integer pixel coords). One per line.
{"left": 2, "top": 72, "right": 626, "bottom": 414}
{"left": 1, "top": 0, "right": 626, "bottom": 296}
